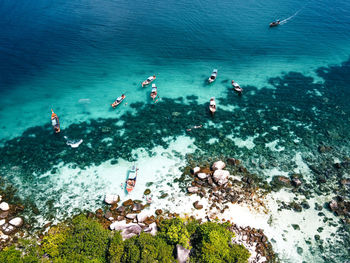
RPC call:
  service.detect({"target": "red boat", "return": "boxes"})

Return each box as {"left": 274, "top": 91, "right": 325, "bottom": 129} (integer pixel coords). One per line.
{"left": 126, "top": 165, "right": 138, "bottom": 193}
{"left": 111, "top": 94, "right": 126, "bottom": 108}
{"left": 150, "top": 84, "right": 157, "bottom": 100}
{"left": 51, "top": 109, "right": 60, "bottom": 133}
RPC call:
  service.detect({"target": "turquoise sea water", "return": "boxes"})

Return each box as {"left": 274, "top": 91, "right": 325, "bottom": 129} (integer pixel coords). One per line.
{"left": 1, "top": 0, "right": 350, "bottom": 262}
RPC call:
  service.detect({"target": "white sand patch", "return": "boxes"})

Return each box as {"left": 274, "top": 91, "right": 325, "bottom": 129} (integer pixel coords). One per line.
{"left": 227, "top": 134, "right": 258, "bottom": 150}
{"left": 265, "top": 139, "right": 285, "bottom": 152}
{"left": 208, "top": 138, "right": 219, "bottom": 144}
{"left": 292, "top": 153, "right": 312, "bottom": 177}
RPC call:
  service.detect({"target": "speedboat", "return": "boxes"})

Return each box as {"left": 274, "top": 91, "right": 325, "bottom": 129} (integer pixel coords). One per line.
{"left": 269, "top": 20, "right": 280, "bottom": 27}
{"left": 208, "top": 69, "right": 218, "bottom": 83}
{"left": 232, "top": 80, "right": 243, "bottom": 94}
{"left": 142, "top": 75, "right": 156, "bottom": 87}
{"left": 209, "top": 97, "right": 216, "bottom": 115}
{"left": 51, "top": 109, "right": 60, "bottom": 133}
{"left": 126, "top": 165, "right": 138, "bottom": 193}
{"left": 111, "top": 94, "right": 126, "bottom": 108}
{"left": 150, "top": 83, "right": 157, "bottom": 100}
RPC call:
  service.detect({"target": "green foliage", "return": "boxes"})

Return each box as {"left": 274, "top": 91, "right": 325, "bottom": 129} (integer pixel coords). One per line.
{"left": 108, "top": 231, "right": 124, "bottom": 263}
{"left": 121, "top": 233, "right": 175, "bottom": 263}
{"left": 0, "top": 246, "right": 22, "bottom": 263}
{"left": 227, "top": 244, "right": 251, "bottom": 263}
{"left": 191, "top": 222, "right": 250, "bottom": 263}
{"left": 121, "top": 237, "right": 140, "bottom": 263}
{"left": 185, "top": 217, "right": 200, "bottom": 237}
{"left": 158, "top": 217, "right": 190, "bottom": 249}
{"left": 42, "top": 224, "right": 69, "bottom": 258}
{"left": 0, "top": 245, "right": 41, "bottom": 263}
{"left": 42, "top": 214, "right": 110, "bottom": 262}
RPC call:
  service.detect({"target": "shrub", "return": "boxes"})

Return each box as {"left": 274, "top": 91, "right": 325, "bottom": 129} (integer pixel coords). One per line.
{"left": 158, "top": 217, "right": 190, "bottom": 249}
{"left": 108, "top": 231, "right": 124, "bottom": 263}
{"left": 190, "top": 222, "right": 250, "bottom": 263}
{"left": 42, "top": 214, "right": 110, "bottom": 262}
{"left": 121, "top": 237, "right": 140, "bottom": 263}
{"left": 0, "top": 246, "right": 22, "bottom": 263}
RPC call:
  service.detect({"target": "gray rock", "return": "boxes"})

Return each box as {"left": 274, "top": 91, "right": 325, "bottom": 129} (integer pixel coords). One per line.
{"left": 176, "top": 244, "right": 190, "bottom": 263}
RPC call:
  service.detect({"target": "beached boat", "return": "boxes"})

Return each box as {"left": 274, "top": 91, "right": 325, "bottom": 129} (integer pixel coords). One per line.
{"left": 269, "top": 20, "right": 280, "bottom": 27}
{"left": 111, "top": 94, "right": 126, "bottom": 108}
{"left": 142, "top": 75, "right": 156, "bottom": 87}
{"left": 208, "top": 69, "right": 218, "bottom": 83}
{"left": 209, "top": 97, "right": 216, "bottom": 115}
{"left": 51, "top": 109, "right": 60, "bottom": 133}
{"left": 150, "top": 83, "right": 157, "bottom": 99}
{"left": 126, "top": 165, "right": 138, "bottom": 193}
{"left": 232, "top": 80, "right": 243, "bottom": 94}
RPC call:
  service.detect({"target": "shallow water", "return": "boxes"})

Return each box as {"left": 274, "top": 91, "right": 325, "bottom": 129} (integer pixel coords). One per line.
{"left": 1, "top": 0, "right": 350, "bottom": 262}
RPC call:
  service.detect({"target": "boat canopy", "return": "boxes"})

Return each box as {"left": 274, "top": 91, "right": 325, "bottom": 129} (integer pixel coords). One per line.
{"left": 51, "top": 119, "right": 57, "bottom": 126}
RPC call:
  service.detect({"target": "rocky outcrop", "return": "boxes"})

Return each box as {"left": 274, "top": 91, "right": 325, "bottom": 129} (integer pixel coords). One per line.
{"left": 328, "top": 196, "right": 350, "bottom": 218}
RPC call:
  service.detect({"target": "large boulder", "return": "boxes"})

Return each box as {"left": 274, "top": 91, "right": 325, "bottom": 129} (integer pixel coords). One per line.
{"left": 137, "top": 211, "right": 150, "bottom": 223}
{"left": 125, "top": 213, "right": 137, "bottom": 220}
{"left": 187, "top": 186, "right": 199, "bottom": 193}
{"left": 176, "top": 244, "right": 190, "bottom": 263}
{"left": 0, "top": 202, "right": 9, "bottom": 211}
{"left": 104, "top": 194, "right": 120, "bottom": 205}
{"left": 110, "top": 220, "right": 127, "bottom": 231}
{"left": 212, "top": 161, "right": 226, "bottom": 171}
{"left": 9, "top": 217, "right": 23, "bottom": 228}
{"left": 213, "top": 170, "right": 229, "bottom": 186}
{"left": 1, "top": 223, "right": 16, "bottom": 235}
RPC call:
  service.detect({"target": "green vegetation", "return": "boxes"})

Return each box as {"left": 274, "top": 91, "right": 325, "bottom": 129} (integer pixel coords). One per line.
{"left": 190, "top": 222, "right": 250, "bottom": 263}
{"left": 158, "top": 217, "right": 191, "bottom": 249}
{"left": 0, "top": 215, "right": 250, "bottom": 263}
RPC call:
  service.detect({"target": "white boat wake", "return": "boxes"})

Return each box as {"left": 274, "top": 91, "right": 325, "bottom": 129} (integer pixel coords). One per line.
{"left": 279, "top": 8, "right": 303, "bottom": 25}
